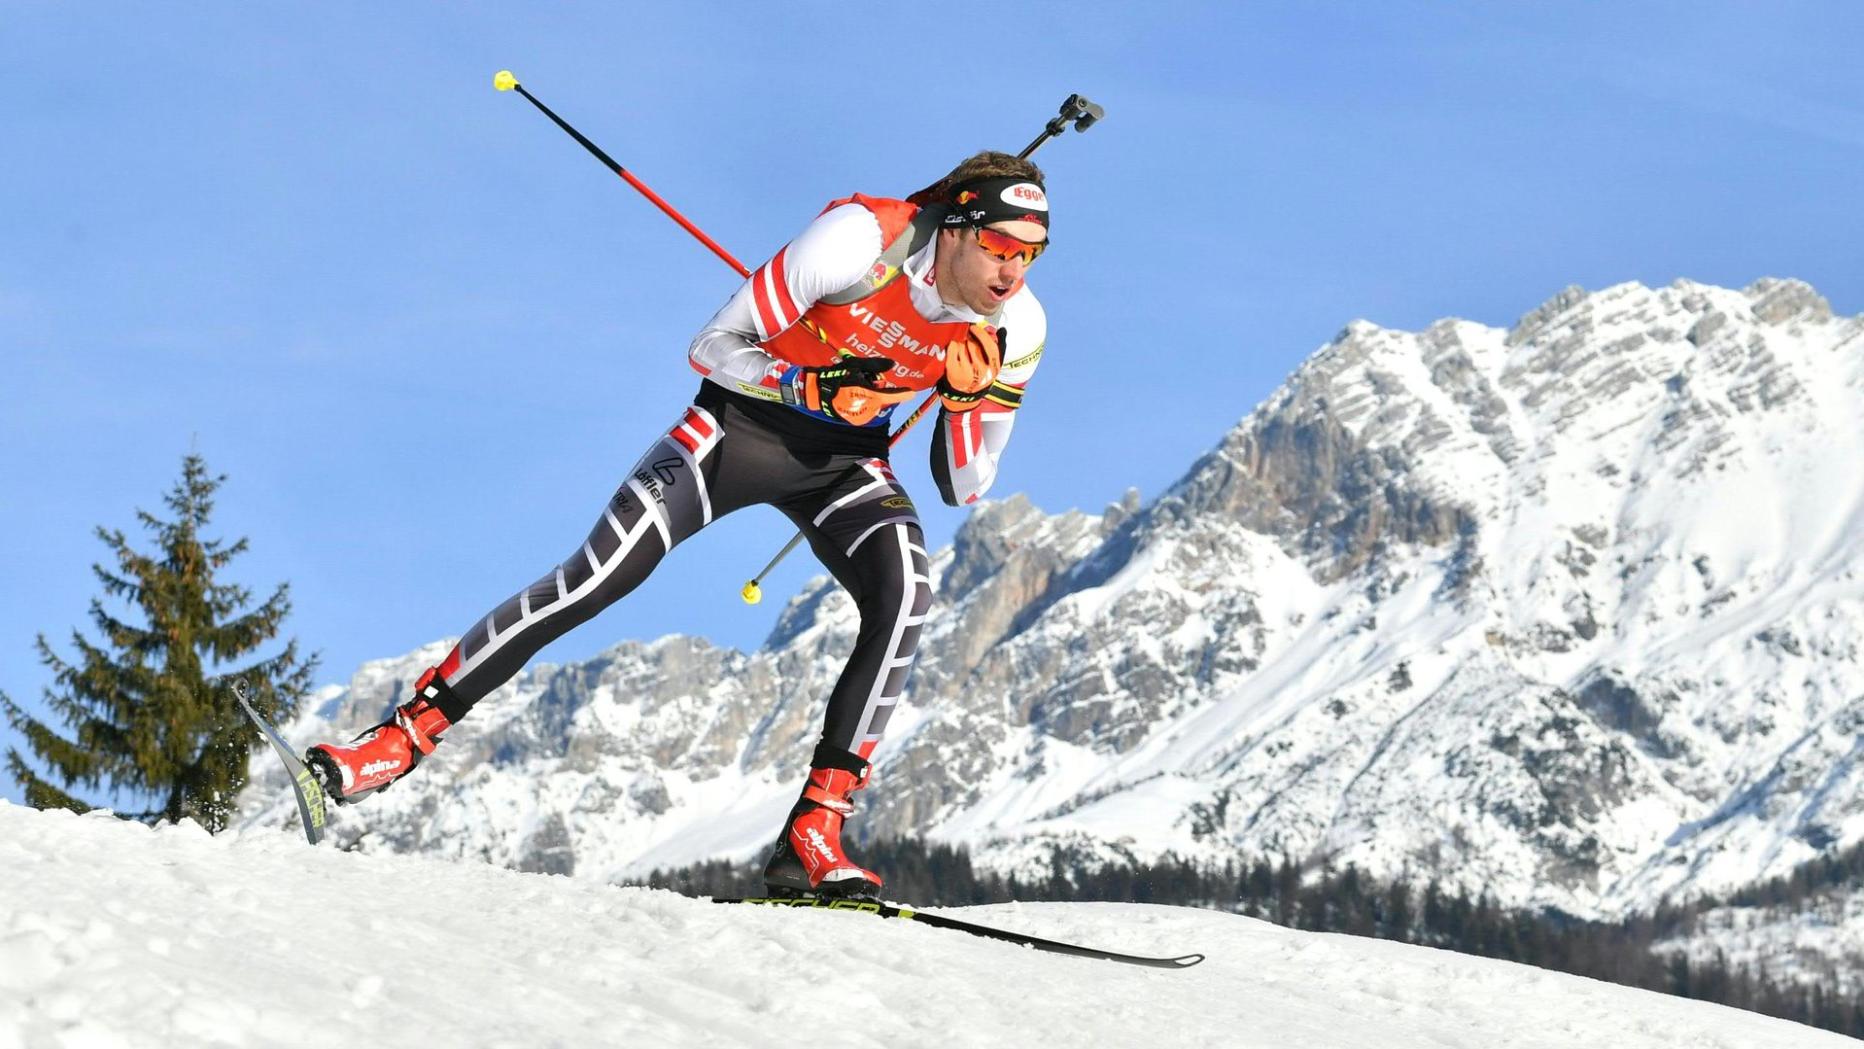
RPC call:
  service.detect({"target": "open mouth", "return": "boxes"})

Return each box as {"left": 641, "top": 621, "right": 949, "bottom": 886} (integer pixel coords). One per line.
{"left": 989, "top": 282, "right": 1013, "bottom": 300}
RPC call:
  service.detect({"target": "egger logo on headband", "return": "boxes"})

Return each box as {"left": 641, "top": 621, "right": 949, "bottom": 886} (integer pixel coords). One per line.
{"left": 1002, "top": 183, "right": 1047, "bottom": 209}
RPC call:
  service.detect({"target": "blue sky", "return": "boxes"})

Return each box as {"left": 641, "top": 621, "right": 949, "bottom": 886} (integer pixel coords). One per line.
{"left": 5, "top": 3, "right": 1860, "bottom": 807}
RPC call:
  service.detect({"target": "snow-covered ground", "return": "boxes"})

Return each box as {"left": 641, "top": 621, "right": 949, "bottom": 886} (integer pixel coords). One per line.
{"left": 2, "top": 802, "right": 1848, "bottom": 1048}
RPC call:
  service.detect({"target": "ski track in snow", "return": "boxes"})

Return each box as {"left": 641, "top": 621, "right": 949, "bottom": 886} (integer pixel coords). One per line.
{"left": 0, "top": 802, "right": 1848, "bottom": 1049}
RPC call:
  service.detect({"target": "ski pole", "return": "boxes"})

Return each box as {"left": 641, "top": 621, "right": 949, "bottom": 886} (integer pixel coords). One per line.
{"left": 494, "top": 70, "right": 752, "bottom": 277}
{"left": 739, "top": 93, "right": 1105, "bottom": 605}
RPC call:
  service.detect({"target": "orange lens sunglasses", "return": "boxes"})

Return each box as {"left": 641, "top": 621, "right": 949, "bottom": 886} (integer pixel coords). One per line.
{"left": 973, "top": 226, "right": 1048, "bottom": 266}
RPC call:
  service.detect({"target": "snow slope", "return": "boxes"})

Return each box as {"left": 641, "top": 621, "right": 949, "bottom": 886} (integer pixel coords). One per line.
{"left": 2, "top": 801, "right": 1847, "bottom": 1049}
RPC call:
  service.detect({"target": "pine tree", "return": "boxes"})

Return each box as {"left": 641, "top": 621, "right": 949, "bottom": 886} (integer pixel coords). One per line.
{"left": 1, "top": 453, "right": 316, "bottom": 831}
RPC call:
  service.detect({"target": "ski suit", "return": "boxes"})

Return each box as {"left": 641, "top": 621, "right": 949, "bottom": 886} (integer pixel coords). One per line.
{"left": 426, "top": 195, "right": 1047, "bottom": 761}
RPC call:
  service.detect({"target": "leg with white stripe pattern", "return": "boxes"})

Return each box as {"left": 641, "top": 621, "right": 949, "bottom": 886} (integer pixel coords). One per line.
{"left": 762, "top": 490, "right": 932, "bottom": 895}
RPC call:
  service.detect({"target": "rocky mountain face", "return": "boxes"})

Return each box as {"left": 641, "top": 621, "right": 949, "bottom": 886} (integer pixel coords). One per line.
{"left": 242, "top": 278, "right": 1864, "bottom": 922}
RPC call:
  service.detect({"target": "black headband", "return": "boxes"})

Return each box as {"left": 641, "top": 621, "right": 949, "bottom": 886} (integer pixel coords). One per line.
{"left": 941, "top": 176, "right": 1050, "bottom": 230}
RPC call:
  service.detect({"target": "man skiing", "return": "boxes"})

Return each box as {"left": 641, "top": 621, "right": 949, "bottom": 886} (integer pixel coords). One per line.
{"left": 305, "top": 150, "right": 1050, "bottom": 899}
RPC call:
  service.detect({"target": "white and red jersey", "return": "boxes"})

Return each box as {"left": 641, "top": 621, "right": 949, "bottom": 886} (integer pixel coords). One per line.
{"left": 689, "top": 196, "right": 1047, "bottom": 506}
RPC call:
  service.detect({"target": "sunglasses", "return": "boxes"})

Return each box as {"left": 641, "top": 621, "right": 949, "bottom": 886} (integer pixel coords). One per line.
{"left": 973, "top": 226, "right": 1048, "bottom": 266}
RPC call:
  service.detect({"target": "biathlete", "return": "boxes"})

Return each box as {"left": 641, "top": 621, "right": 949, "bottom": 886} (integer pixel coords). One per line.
{"left": 306, "top": 150, "right": 1051, "bottom": 898}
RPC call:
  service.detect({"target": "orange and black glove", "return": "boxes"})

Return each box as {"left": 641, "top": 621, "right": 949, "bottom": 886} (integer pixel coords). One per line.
{"left": 780, "top": 356, "right": 914, "bottom": 426}
{"left": 937, "top": 323, "right": 1005, "bottom": 413}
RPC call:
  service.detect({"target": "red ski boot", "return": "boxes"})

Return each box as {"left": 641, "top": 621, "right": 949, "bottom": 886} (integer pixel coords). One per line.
{"left": 763, "top": 750, "right": 884, "bottom": 899}
{"left": 305, "top": 668, "right": 465, "bottom": 804}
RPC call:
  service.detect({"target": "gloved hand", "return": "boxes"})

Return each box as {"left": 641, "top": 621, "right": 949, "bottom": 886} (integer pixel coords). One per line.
{"left": 781, "top": 355, "right": 914, "bottom": 426}
{"left": 937, "top": 324, "right": 1005, "bottom": 412}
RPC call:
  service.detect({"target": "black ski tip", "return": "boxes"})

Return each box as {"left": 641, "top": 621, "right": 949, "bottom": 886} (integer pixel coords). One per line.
{"left": 1166, "top": 953, "right": 1205, "bottom": 969}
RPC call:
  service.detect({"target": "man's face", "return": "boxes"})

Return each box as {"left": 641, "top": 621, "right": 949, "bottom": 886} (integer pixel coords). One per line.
{"left": 934, "top": 219, "right": 1048, "bottom": 315}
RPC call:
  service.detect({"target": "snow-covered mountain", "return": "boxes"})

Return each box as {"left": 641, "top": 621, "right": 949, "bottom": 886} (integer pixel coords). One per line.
{"left": 8, "top": 800, "right": 1852, "bottom": 1049}
{"left": 240, "top": 278, "right": 1864, "bottom": 926}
